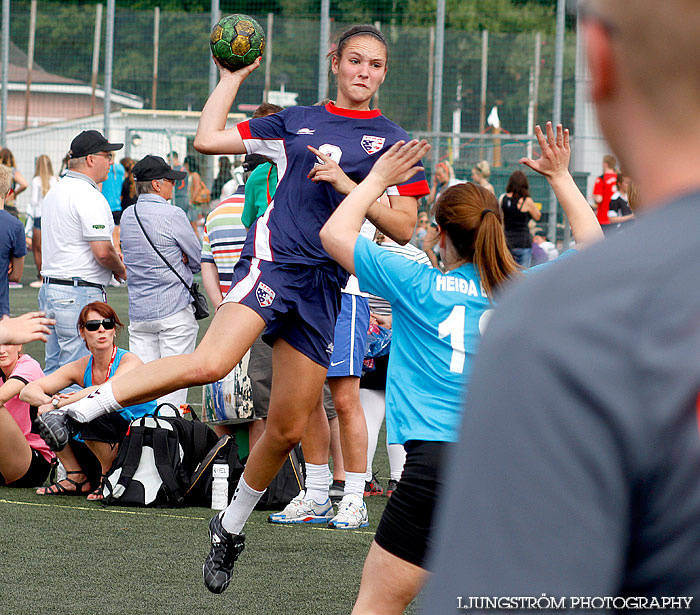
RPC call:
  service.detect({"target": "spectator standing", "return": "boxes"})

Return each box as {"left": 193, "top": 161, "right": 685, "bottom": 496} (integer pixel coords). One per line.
{"left": 184, "top": 155, "right": 209, "bottom": 237}
{"left": 39, "top": 130, "right": 126, "bottom": 375}
{"left": 592, "top": 153, "right": 618, "bottom": 235}
{"left": 532, "top": 228, "right": 559, "bottom": 261}
{"left": 120, "top": 157, "right": 138, "bottom": 211}
{"left": 27, "top": 155, "right": 58, "bottom": 289}
{"left": 0, "top": 166, "right": 26, "bottom": 316}
{"left": 102, "top": 158, "right": 125, "bottom": 250}
{"left": 0, "top": 147, "right": 28, "bottom": 219}
{"left": 211, "top": 156, "right": 233, "bottom": 202}
{"left": 167, "top": 151, "right": 189, "bottom": 215}
{"left": 500, "top": 170, "right": 542, "bottom": 267}
{"left": 608, "top": 170, "right": 634, "bottom": 233}
{"left": 120, "top": 155, "right": 200, "bottom": 409}
{"left": 471, "top": 160, "right": 495, "bottom": 194}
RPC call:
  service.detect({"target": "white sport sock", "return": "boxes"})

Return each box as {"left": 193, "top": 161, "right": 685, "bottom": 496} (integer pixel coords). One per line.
{"left": 359, "top": 389, "right": 386, "bottom": 482}
{"left": 305, "top": 463, "right": 330, "bottom": 504}
{"left": 344, "top": 471, "right": 365, "bottom": 500}
{"left": 65, "top": 381, "right": 123, "bottom": 423}
{"left": 388, "top": 443, "right": 406, "bottom": 482}
{"left": 221, "top": 476, "right": 266, "bottom": 535}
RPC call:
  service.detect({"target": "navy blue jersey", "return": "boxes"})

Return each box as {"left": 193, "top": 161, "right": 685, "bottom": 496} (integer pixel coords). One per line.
{"left": 237, "top": 103, "right": 429, "bottom": 287}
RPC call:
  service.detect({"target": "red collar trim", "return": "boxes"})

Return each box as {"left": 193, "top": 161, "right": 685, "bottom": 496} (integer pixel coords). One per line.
{"left": 325, "top": 102, "right": 381, "bottom": 119}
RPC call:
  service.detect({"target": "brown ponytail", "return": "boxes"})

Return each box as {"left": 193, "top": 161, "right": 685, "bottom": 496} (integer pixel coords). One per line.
{"left": 434, "top": 183, "right": 520, "bottom": 298}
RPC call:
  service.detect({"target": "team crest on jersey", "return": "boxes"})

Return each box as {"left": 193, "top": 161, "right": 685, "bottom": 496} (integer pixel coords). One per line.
{"left": 256, "top": 282, "right": 276, "bottom": 308}
{"left": 361, "top": 135, "right": 385, "bottom": 155}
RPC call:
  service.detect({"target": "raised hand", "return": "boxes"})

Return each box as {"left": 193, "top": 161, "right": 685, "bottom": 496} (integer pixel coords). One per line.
{"left": 520, "top": 122, "right": 570, "bottom": 180}
{"left": 368, "top": 140, "right": 431, "bottom": 189}
{"left": 307, "top": 146, "right": 357, "bottom": 196}
{"left": 214, "top": 55, "right": 261, "bottom": 82}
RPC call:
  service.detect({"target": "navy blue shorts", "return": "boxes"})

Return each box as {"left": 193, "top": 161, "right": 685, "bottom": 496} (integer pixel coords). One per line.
{"left": 222, "top": 257, "right": 342, "bottom": 368}
{"left": 327, "top": 293, "right": 370, "bottom": 378}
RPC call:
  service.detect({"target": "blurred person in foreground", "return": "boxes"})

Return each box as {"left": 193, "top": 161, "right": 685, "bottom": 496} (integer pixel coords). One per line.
{"left": 423, "top": 0, "right": 700, "bottom": 608}
{"left": 0, "top": 312, "right": 53, "bottom": 345}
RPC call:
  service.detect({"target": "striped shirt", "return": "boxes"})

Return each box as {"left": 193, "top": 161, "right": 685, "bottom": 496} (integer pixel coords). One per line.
{"left": 201, "top": 186, "right": 247, "bottom": 295}
{"left": 366, "top": 239, "right": 432, "bottom": 316}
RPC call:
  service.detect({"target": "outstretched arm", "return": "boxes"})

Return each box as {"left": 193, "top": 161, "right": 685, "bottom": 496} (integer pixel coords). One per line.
{"left": 0, "top": 312, "right": 54, "bottom": 344}
{"left": 320, "top": 139, "right": 430, "bottom": 274}
{"left": 520, "top": 122, "right": 603, "bottom": 248}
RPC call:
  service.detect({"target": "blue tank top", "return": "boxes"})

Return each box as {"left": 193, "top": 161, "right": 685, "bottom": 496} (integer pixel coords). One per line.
{"left": 83, "top": 347, "right": 156, "bottom": 421}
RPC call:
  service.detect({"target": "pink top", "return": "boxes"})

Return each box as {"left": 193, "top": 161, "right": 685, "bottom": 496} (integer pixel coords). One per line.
{"left": 3, "top": 354, "right": 54, "bottom": 463}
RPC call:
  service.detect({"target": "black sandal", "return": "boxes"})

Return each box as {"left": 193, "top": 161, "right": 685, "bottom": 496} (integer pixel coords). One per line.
{"left": 87, "top": 474, "right": 107, "bottom": 501}
{"left": 36, "top": 470, "right": 91, "bottom": 496}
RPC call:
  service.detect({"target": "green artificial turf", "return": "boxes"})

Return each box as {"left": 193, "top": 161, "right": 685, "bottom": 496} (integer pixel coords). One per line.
{"left": 2, "top": 254, "right": 419, "bottom": 615}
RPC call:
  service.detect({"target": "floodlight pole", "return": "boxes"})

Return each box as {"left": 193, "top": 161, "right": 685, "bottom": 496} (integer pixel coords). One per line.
{"left": 430, "top": 0, "right": 446, "bottom": 174}
{"left": 103, "top": 0, "right": 115, "bottom": 137}
{"left": 1, "top": 0, "right": 9, "bottom": 145}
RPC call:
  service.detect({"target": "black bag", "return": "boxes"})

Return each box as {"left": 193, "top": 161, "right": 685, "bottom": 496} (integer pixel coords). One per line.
{"left": 189, "top": 282, "right": 209, "bottom": 320}
{"left": 255, "top": 444, "right": 305, "bottom": 510}
{"left": 102, "top": 404, "right": 218, "bottom": 507}
{"left": 134, "top": 205, "right": 210, "bottom": 320}
{"left": 186, "top": 434, "right": 245, "bottom": 507}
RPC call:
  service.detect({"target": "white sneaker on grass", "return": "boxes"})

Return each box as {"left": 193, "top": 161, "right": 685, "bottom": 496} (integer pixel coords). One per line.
{"left": 328, "top": 494, "right": 369, "bottom": 529}
{"left": 268, "top": 490, "right": 334, "bottom": 524}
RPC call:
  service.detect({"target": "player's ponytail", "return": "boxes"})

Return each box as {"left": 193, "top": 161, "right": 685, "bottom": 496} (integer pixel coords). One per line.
{"left": 434, "top": 183, "right": 520, "bottom": 298}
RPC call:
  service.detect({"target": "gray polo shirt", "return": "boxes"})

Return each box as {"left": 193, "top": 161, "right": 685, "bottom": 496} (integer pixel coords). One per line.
{"left": 423, "top": 191, "right": 700, "bottom": 609}
{"left": 120, "top": 194, "right": 201, "bottom": 322}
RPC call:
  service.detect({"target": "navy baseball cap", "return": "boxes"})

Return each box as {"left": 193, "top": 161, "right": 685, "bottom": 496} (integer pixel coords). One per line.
{"left": 69, "top": 130, "right": 123, "bottom": 158}
{"left": 132, "top": 155, "right": 188, "bottom": 181}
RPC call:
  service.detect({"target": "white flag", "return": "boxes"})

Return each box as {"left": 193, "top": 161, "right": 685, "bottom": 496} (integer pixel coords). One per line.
{"left": 487, "top": 106, "right": 500, "bottom": 129}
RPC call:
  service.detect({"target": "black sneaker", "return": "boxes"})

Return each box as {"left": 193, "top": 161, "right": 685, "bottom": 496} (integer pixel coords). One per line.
{"left": 328, "top": 480, "right": 345, "bottom": 505}
{"left": 34, "top": 410, "right": 78, "bottom": 451}
{"left": 386, "top": 479, "right": 399, "bottom": 498}
{"left": 364, "top": 475, "right": 384, "bottom": 497}
{"left": 203, "top": 512, "right": 245, "bottom": 594}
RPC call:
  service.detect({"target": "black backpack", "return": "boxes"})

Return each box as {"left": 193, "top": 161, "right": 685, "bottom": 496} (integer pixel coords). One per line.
{"left": 186, "top": 434, "right": 245, "bottom": 507}
{"left": 255, "top": 443, "right": 306, "bottom": 510}
{"left": 102, "top": 405, "right": 217, "bottom": 507}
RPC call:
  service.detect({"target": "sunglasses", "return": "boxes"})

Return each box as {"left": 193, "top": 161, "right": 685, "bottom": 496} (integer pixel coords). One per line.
{"left": 84, "top": 318, "right": 116, "bottom": 332}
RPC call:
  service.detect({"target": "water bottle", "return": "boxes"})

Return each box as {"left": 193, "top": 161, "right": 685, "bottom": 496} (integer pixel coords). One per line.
{"left": 211, "top": 460, "right": 230, "bottom": 510}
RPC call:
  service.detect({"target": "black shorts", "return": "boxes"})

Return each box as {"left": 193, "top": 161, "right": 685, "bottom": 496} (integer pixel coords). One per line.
{"left": 374, "top": 440, "right": 450, "bottom": 569}
{"left": 34, "top": 216, "right": 42, "bottom": 230}
{"left": 112, "top": 210, "right": 122, "bottom": 225}
{"left": 0, "top": 448, "right": 52, "bottom": 488}
{"left": 78, "top": 412, "right": 130, "bottom": 443}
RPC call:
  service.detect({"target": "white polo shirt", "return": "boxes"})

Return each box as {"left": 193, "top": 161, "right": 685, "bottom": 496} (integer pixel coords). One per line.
{"left": 41, "top": 171, "right": 115, "bottom": 285}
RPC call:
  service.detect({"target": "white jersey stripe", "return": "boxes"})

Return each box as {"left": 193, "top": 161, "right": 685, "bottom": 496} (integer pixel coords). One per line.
{"left": 349, "top": 294, "right": 357, "bottom": 376}
{"left": 223, "top": 257, "right": 262, "bottom": 305}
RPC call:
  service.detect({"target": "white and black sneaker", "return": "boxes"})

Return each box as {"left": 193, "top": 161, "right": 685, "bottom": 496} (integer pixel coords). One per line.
{"left": 202, "top": 511, "right": 245, "bottom": 594}
{"left": 34, "top": 410, "right": 78, "bottom": 451}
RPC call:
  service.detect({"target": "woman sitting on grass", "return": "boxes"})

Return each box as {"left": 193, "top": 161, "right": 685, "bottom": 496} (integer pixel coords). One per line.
{"left": 0, "top": 343, "right": 54, "bottom": 488}
{"left": 20, "top": 302, "right": 155, "bottom": 499}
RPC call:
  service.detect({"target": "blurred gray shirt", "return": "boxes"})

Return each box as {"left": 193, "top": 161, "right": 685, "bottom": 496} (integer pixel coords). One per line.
{"left": 120, "top": 194, "right": 201, "bottom": 322}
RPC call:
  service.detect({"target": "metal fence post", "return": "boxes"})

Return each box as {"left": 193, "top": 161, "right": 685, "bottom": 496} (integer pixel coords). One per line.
{"left": 549, "top": 0, "right": 566, "bottom": 242}
{"left": 103, "top": 0, "right": 115, "bottom": 136}
{"left": 209, "top": 0, "right": 220, "bottom": 95}
{"left": 430, "top": 0, "right": 445, "bottom": 174}
{"left": 318, "top": 0, "right": 330, "bottom": 103}
{"left": 1, "top": 0, "right": 10, "bottom": 144}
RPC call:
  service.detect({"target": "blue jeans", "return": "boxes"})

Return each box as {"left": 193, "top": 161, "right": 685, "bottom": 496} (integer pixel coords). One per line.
{"left": 511, "top": 247, "right": 533, "bottom": 268}
{"left": 38, "top": 282, "right": 105, "bottom": 374}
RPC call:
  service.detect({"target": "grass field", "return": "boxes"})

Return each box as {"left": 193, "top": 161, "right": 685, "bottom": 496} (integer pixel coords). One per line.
{"left": 0, "top": 255, "right": 418, "bottom": 615}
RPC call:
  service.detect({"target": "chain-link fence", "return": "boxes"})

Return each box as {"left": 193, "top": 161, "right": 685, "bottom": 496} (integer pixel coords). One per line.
{"left": 3, "top": 0, "right": 605, "bottom": 246}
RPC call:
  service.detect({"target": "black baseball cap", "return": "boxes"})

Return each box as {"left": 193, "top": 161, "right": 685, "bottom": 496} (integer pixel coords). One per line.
{"left": 132, "top": 155, "right": 188, "bottom": 181}
{"left": 69, "top": 130, "right": 123, "bottom": 158}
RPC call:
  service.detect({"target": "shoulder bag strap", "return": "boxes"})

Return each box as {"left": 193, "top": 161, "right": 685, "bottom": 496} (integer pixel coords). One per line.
{"left": 134, "top": 205, "right": 196, "bottom": 300}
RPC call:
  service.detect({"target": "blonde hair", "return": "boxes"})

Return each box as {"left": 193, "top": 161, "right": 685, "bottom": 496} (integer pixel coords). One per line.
{"left": 34, "top": 155, "right": 54, "bottom": 197}
{"left": 0, "top": 165, "right": 12, "bottom": 197}
{"left": 474, "top": 160, "right": 491, "bottom": 179}
{"left": 433, "top": 183, "right": 520, "bottom": 297}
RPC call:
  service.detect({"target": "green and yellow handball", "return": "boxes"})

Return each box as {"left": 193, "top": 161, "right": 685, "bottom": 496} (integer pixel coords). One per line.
{"left": 210, "top": 14, "right": 266, "bottom": 72}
